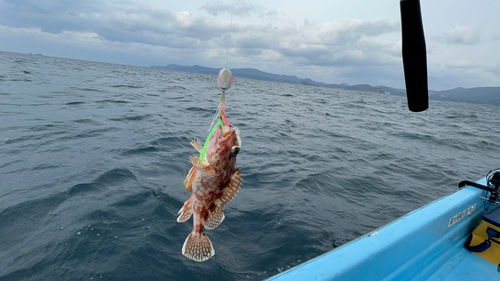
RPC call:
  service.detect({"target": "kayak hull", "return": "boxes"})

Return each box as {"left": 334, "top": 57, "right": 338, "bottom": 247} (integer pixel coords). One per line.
{"left": 267, "top": 178, "right": 497, "bottom": 280}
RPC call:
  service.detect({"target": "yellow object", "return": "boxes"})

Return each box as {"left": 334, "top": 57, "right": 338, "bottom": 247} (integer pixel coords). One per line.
{"left": 465, "top": 207, "right": 500, "bottom": 265}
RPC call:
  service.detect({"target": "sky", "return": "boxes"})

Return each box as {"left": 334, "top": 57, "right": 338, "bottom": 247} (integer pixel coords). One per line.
{"left": 0, "top": 0, "right": 499, "bottom": 90}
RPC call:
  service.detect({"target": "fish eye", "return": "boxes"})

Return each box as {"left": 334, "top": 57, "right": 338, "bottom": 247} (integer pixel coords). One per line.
{"left": 231, "top": 146, "right": 240, "bottom": 156}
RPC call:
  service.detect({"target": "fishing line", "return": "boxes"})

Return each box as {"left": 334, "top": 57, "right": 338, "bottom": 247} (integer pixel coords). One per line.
{"left": 201, "top": 0, "right": 236, "bottom": 162}
{"left": 225, "top": 0, "right": 235, "bottom": 68}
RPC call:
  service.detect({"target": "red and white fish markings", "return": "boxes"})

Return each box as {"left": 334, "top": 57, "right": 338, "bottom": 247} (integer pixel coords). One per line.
{"left": 177, "top": 124, "right": 242, "bottom": 262}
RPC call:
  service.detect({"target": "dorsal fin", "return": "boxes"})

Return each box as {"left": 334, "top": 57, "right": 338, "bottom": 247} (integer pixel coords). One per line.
{"left": 190, "top": 138, "right": 203, "bottom": 153}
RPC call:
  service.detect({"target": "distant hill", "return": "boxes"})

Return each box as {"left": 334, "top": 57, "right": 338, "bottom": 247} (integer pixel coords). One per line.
{"left": 429, "top": 87, "right": 500, "bottom": 106}
{"left": 151, "top": 64, "right": 500, "bottom": 106}
{"left": 152, "top": 64, "right": 305, "bottom": 84}
{"left": 152, "top": 64, "right": 403, "bottom": 94}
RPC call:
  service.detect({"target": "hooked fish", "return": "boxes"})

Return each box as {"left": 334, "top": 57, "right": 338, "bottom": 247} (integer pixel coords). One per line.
{"left": 177, "top": 123, "right": 242, "bottom": 262}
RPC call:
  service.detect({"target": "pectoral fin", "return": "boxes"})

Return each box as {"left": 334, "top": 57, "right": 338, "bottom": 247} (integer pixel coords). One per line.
{"left": 204, "top": 169, "right": 242, "bottom": 230}
{"left": 218, "top": 168, "right": 242, "bottom": 207}
{"left": 189, "top": 155, "right": 216, "bottom": 177}
{"left": 205, "top": 206, "right": 225, "bottom": 230}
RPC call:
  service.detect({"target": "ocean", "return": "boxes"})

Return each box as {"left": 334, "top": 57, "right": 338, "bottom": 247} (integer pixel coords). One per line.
{"left": 1, "top": 51, "right": 499, "bottom": 280}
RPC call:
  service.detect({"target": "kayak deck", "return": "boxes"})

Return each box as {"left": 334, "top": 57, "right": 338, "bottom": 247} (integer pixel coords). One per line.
{"left": 429, "top": 243, "right": 497, "bottom": 281}
{"left": 267, "top": 178, "right": 499, "bottom": 280}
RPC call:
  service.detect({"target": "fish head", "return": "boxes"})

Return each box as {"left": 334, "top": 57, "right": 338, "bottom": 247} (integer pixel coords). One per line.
{"left": 206, "top": 124, "right": 241, "bottom": 171}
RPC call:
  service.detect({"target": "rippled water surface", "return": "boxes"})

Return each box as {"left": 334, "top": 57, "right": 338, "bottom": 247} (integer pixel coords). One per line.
{"left": 1, "top": 51, "right": 500, "bottom": 280}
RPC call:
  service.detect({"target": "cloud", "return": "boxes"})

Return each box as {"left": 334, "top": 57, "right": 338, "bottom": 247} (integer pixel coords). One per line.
{"left": 315, "top": 18, "right": 399, "bottom": 45}
{"left": 0, "top": 0, "right": 230, "bottom": 48}
{"left": 0, "top": 25, "right": 98, "bottom": 42}
{"left": 206, "top": 17, "right": 403, "bottom": 86}
{"left": 0, "top": 0, "right": 400, "bottom": 63}
{"left": 0, "top": 0, "right": 403, "bottom": 86}
{"left": 436, "top": 25, "right": 480, "bottom": 45}
{"left": 230, "top": 18, "right": 401, "bottom": 69}
{"left": 445, "top": 59, "right": 478, "bottom": 69}
{"left": 0, "top": 24, "right": 214, "bottom": 68}
{"left": 200, "top": 0, "right": 277, "bottom": 18}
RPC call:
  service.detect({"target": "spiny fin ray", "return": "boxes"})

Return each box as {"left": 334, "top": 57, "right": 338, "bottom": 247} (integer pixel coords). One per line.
{"left": 191, "top": 138, "right": 203, "bottom": 153}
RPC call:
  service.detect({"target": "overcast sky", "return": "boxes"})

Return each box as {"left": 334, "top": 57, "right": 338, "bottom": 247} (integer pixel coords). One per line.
{"left": 1, "top": 0, "right": 499, "bottom": 90}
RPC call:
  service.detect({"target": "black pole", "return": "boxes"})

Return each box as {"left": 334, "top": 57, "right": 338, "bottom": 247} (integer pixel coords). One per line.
{"left": 400, "top": 0, "right": 428, "bottom": 112}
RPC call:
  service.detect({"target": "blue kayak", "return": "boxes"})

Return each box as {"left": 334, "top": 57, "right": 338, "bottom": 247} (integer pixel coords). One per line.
{"left": 267, "top": 177, "right": 500, "bottom": 280}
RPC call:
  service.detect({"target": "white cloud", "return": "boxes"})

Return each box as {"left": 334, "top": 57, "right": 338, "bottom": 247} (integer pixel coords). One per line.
{"left": 446, "top": 59, "right": 478, "bottom": 69}
{"left": 229, "top": 18, "right": 400, "bottom": 66}
{"left": 200, "top": 0, "right": 277, "bottom": 18}
{"left": 175, "top": 11, "right": 198, "bottom": 28}
{"left": 0, "top": 25, "right": 100, "bottom": 44}
{"left": 437, "top": 25, "right": 481, "bottom": 45}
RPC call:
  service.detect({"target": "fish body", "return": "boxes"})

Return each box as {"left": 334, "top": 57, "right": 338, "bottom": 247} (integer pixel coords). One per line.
{"left": 177, "top": 123, "right": 242, "bottom": 262}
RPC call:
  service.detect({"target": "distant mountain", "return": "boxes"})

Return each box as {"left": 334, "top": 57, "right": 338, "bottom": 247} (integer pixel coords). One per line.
{"left": 152, "top": 64, "right": 305, "bottom": 84}
{"left": 151, "top": 64, "right": 500, "bottom": 106}
{"left": 151, "top": 64, "right": 404, "bottom": 94}
{"left": 152, "top": 64, "right": 217, "bottom": 75}
{"left": 429, "top": 87, "right": 500, "bottom": 106}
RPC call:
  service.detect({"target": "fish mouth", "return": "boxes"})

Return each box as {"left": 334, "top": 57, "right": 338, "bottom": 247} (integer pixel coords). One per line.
{"left": 204, "top": 123, "right": 241, "bottom": 168}
{"left": 218, "top": 125, "right": 241, "bottom": 148}
{"left": 208, "top": 124, "right": 241, "bottom": 156}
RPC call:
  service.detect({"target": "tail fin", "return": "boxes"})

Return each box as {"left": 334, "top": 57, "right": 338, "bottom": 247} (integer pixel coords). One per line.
{"left": 182, "top": 231, "right": 215, "bottom": 262}
{"left": 177, "top": 198, "right": 193, "bottom": 223}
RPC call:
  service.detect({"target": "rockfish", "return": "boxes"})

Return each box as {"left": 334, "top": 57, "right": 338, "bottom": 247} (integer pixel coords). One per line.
{"left": 177, "top": 123, "right": 242, "bottom": 262}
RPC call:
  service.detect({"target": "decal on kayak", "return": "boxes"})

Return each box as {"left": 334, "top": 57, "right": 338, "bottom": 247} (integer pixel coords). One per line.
{"left": 448, "top": 203, "right": 476, "bottom": 227}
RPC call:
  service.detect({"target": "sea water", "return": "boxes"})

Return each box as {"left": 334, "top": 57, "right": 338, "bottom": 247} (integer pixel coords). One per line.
{"left": 1, "top": 51, "right": 499, "bottom": 280}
